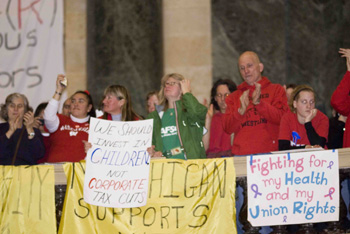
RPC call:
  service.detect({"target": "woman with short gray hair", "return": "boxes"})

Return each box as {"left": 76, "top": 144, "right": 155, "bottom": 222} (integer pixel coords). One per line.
{"left": 0, "top": 93, "right": 45, "bottom": 165}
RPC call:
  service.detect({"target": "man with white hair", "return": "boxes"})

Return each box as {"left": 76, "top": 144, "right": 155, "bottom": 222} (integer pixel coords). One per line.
{"left": 223, "top": 51, "right": 288, "bottom": 155}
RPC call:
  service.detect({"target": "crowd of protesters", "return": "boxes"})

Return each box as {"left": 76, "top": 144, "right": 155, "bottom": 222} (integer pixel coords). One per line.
{"left": 1, "top": 49, "right": 349, "bottom": 165}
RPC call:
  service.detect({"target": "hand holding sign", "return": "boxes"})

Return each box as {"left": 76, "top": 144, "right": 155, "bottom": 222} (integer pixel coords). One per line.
{"left": 82, "top": 140, "right": 92, "bottom": 153}
{"left": 147, "top": 145, "right": 164, "bottom": 158}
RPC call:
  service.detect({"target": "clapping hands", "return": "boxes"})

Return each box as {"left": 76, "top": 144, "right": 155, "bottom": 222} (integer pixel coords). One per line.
{"left": 23, "top": 111, "right": 35, "bottom": 129}
{"left": 238, "top": 90, "right": 249, "bottom": 115}
{"left": 252, "top": 82, "right": 261, "bottom": 105}
{"left": 238, "top": 82, "right": 261, "bottom": 115}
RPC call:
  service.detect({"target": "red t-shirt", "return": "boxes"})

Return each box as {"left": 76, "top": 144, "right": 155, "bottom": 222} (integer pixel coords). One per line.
{"left": 46, "top": 114, "right": 89, "bottom": 162}
{"left": 279, "top": 111, "right": 329, "bottom": 147}
{"left": 207, "top": 112, "right": 232, "bottom": 154}
{"left": 331, "top": 71, "right": 350, "bottom": 147}
{"left": 223, "top": 77, "right": 289, "bottom": 155}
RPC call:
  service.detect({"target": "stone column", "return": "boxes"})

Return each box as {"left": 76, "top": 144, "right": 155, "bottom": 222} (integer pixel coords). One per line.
{"left": 163, "top": 0, "right": 212, "bottom": 102}
{"left": 64, "top": 0, "right": 87, "bottom": 96}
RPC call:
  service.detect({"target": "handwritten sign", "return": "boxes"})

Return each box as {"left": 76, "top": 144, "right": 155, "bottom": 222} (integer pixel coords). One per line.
{"left": 84, "top": 118, "right": 153, "bottom": 208}
{"left": 0, "top": 0, "right": 64, "bottom": 109}
{"left": 247, "top": 150, "right": 339, "bottom": 226}
{"left": 60, "top": 159, "right": 237, "bottom": 234}
{"left": 0, "top": 165, "right": 56, "bottom": 234}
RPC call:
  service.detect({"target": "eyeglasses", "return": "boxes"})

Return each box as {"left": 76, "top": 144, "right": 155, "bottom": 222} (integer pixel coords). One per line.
{"left": 164, "top": 81, "right": 179, "bottom": 87}
{"left": 216, "top": 93, "right": 230, "bottom": 99}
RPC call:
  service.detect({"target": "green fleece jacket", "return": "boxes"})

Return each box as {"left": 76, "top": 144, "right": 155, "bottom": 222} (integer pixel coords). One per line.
{"left": 147, "top": 93, "right": 207, "bottom": 159}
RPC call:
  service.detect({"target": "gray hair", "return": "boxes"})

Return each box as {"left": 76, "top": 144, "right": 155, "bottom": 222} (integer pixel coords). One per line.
{"left": 0, "top": 93, "right": 30, "bottom": 121}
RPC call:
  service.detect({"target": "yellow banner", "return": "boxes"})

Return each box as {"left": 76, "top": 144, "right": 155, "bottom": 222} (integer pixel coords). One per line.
{"left": 0, "top": 165, "right": 56, "bottom": 234}
{"left": 59, "top": 158, "right": 237, "bottom": 234}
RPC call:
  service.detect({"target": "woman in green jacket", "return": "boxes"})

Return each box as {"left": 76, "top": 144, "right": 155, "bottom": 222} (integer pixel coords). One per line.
{"left": 147, "top": 73, "right": 207, "bottom": 160}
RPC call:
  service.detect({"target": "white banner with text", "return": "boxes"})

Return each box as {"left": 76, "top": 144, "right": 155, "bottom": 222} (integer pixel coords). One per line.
{"left": 0, "top": 0, "right": 64, "bottom": 109}
{"left": 247, "top": 150, "right": 339, "bottom": 226}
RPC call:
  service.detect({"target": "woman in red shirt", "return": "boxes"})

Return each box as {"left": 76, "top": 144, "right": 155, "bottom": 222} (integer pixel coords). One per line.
{"left": 44, "top": 74, "right": 96, "bottom": 162}
{"left": 278, "top": 85, "right": 329, "bottom": 150}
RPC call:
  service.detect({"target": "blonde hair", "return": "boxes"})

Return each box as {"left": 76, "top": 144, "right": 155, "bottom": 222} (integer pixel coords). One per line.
{"left": 158, "top": 73, "right": 185, "bottom": 111}
{"left": 289, "top": 85, "right": 315, "bottom": 112}
{"left": 102, "top": 85, "right": 141, "bottom": 121}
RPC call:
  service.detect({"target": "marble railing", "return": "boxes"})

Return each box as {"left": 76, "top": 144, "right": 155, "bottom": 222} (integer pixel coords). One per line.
{"left": 53, "top": 149, "right": 350, "bottom": 233}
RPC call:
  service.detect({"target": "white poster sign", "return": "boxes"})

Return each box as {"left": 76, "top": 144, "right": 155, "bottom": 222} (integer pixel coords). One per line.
{"left": 247, "top": 150, "right": 339, "bottom": 226}
{"left": 0, "top": 0, "right": 64, "bottom": 109}
{"left": 84, "top": 118, "right": 153, "bottom": 208}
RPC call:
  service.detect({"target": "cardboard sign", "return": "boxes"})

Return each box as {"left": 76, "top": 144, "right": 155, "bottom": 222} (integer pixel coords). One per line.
{"left": 84, "top": 118, "right": 153, "bottom": 208}
{"left": 247, "top": 150, "right": 339, "bottom": 226}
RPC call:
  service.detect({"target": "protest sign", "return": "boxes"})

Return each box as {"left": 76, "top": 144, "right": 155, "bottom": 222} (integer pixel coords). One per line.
{"left": 84, "top": 118, "right": 153, "bottom": 208}
{"left": 247, "top": 150, "right": 339, "bottom": 226}
{"left": 0, "top": 165, "right": 56, "bottom": 234}
{"left": 60, "top": 159, "right": 236, "bottom": 234}
{"left": 0, "top": 0, "right": 64, "bottom": 110}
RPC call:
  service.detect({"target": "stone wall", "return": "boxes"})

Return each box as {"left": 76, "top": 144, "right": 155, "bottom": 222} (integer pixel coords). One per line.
{"left": 87, "top": 1, "right": 162, "bottom": 116}
{"left": 212, "top": 0, "right": 350, "bottom": 115}
{"left": 67, "top": 0, "right": 350, "bottom": 116}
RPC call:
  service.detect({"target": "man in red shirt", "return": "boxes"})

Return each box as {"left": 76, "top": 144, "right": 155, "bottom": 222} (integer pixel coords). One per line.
{"left": 223, "top": 51, "right": 289, "bottom": 155}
